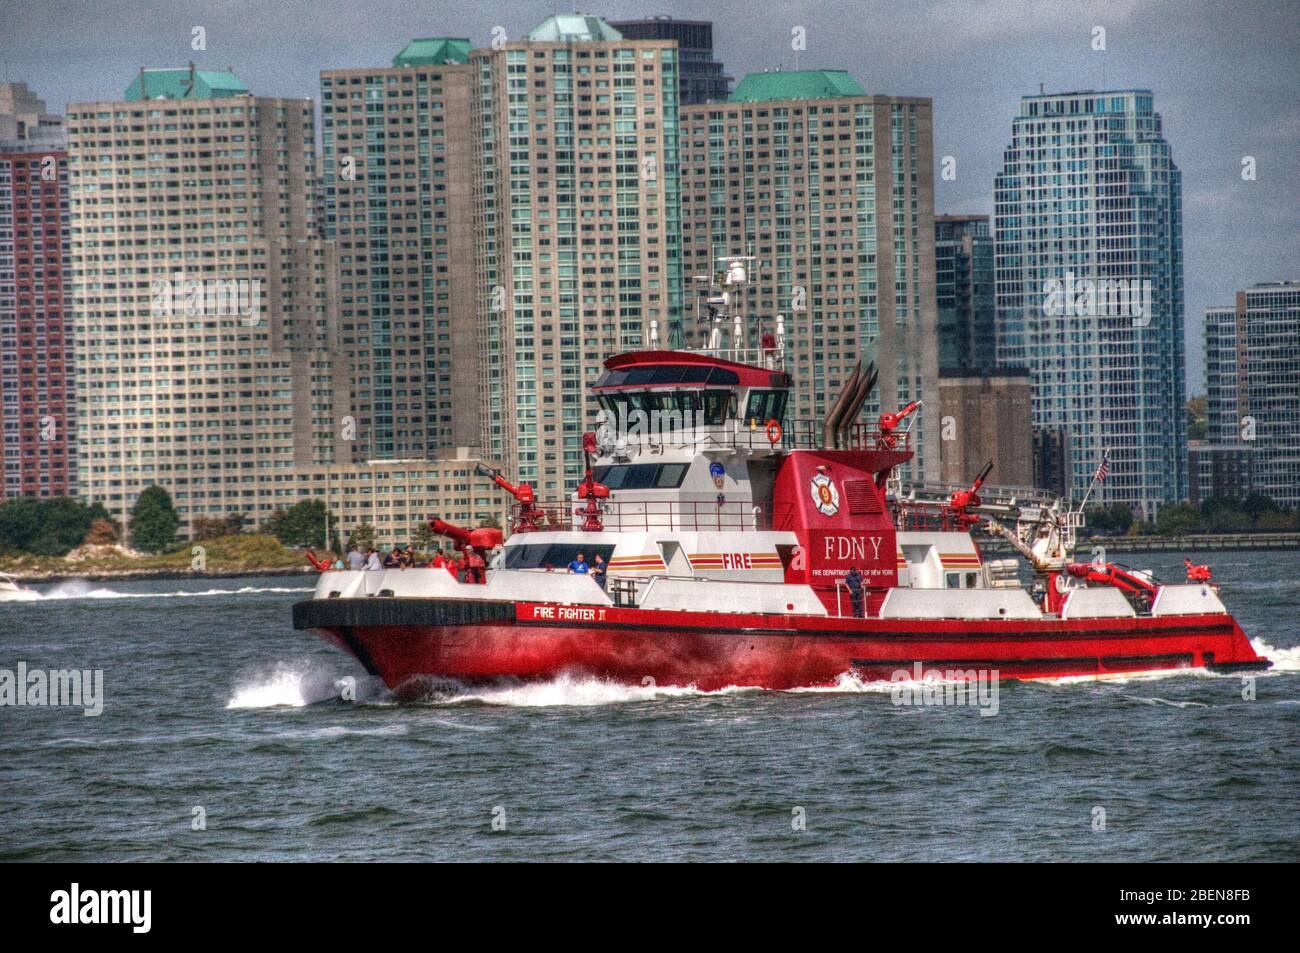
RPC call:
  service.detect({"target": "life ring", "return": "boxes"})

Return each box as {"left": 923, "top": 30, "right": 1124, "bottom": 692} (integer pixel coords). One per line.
{"left": 765, "top": 419, "right": 783, "bottom": 445}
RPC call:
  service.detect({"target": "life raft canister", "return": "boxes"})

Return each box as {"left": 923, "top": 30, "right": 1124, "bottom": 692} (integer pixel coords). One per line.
{"left": 765, "top": 419, "right": 783, "bottom": 445}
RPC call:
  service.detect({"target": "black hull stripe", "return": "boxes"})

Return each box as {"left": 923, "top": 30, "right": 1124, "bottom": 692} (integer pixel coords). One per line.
{"left": 514, "top": 619, "right": 1235, "bottom": 640}
{"left": 294, "top": 598, "right": 515, "bottom": 629}
{"left": 294, "top": 598, "right": 1236, "bottom": 642}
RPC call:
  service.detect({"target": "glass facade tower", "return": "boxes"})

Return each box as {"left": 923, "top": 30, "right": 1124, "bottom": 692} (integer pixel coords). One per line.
{"left": 993, "top": 90, "right": 1185, "bottom": 516}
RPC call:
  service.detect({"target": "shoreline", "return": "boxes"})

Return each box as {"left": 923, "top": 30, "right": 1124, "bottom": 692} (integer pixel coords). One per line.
{"left": 1062, "top": 533, "right": 1300, "bottom": 554}
{"left": 8, "top": 565, "right": 314, "bottom": 584}
{"left": 977, "top": 537, "right": 1300, "bottom": 557}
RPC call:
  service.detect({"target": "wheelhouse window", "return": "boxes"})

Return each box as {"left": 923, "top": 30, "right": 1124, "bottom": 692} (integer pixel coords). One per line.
{"left": 505, "top": 543, "right": 616, "bottom": 571}
{"left": 594, "top": 364, "right": 738, "bottom": 388}
{"left": 597, "top": 388, "right": 736, "bottom": 426}
{"left": 744, "top": 389, "right": 788, "bottom": 426}
{"left": 592, "top": 462, "right": 689, "bottom": 489}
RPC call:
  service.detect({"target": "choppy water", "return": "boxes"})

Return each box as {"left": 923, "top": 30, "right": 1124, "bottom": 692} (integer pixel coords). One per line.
{"left": 2, "top": 552, "right": 1297, "bottom": 861}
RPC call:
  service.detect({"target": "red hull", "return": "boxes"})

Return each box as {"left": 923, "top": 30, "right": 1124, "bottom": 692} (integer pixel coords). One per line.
{"left": 295, "top": 599, "right": 1269, "bottom": 692}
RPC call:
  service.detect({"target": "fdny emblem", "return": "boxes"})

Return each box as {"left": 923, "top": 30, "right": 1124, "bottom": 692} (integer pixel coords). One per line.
{"left": 810, "top": 473, "right": 840, "bottom": 516}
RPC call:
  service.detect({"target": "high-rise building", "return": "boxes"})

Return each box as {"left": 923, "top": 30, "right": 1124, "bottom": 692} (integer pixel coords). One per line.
{"left": 679, "top": 71, "right": 940, "bottom": 480}
{"left": 935, "top": 214, "right": 995, "bottom": 373}
{"left": 938, "top": 369, "right": 1033, "bottom": 488}
{"left": 1187, "top": 438, "right": 1253, "bottom": 506}
{"left": 66, "top": 68, "right": 351, "bottom": 531}
{"left": 1032, "top": 426, "right": 1069, "bottom": 499}
{"left": 1203, "top": 282, "right": 1300, "bottom": 507}
{"left": 472, "top": 15, "right": 684, "bottom": 492}
{"left": 609, "top": 16, "right": 731, "bottom": 105}
{"left": 994, "top": 89, "right": 1185, "bottom": 517}
{"left": 320, "top": 39, "right": 481, "bottom": 460}
{"left": 2, "top": 82, "right": 72, "bottom": 498}
{"left": 0, "top": 82, "right": 65, "bottom": 145}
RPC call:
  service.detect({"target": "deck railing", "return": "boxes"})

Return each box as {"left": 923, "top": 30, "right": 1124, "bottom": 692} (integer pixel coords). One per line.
{"left": 512, "top": 499, "right": 796, "bottom": 534}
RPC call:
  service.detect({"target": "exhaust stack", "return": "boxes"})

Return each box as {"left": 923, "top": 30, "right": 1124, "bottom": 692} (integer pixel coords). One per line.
{"left": 836, "top": 361, "right": 878, "bottom": 445}
{"left": 821, "top": 360, "right": 861, "bottom": 449}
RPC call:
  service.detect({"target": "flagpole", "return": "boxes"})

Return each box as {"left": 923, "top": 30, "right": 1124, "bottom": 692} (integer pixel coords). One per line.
{"left": 1074, "top": 446, "right": 1109, "bottom": 516}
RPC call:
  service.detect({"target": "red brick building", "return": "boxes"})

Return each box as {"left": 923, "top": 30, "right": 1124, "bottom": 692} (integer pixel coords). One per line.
{"left": 2, "top": 127, "right": 72, "bottom": 497}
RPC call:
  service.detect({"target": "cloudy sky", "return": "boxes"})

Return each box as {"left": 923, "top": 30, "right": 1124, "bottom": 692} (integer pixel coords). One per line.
{"left": 3, "top": 0, "right": 1296, "bottom": 390}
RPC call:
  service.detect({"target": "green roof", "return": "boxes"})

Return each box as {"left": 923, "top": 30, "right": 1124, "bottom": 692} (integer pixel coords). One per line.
{"left": 526, "top": 14, "right": 623, "bottom": 42}
{"left": 729, "top": 70, "right": 866, "bottom": 103}
{"left": 392, "top": 37, "right": 472, "bottom": 67}
{"left": 125, "top": 68, "right": 248, "bottom": 101}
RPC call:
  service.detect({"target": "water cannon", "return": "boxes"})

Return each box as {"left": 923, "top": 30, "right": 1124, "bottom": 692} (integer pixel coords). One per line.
{"left": 948, "top": 460, "right": 994, "bottom": 527}
{"left": 475, "top": 462, "right": 533, "bottom": 504}
{"left": 428, "top": 518, "right": 503, "bottom": 552}
{"left": 878, "top": 399, "right": 922, "bottom": 448}
{"left": 428, "top": 518, "right": 499, "bottom": 584}
{"left": 304, "top": 548, "right": 334, "bottom": 572}
{"left": 575, "top": 467, "right": 611, "bottom": 532}
{"left": 1184, "top": 558, "right": 1213, "bottom": 583}
{"left": 474, "top": 462, "right": 541, "bottom": 532}
{"left": 1066, "top": 560, "right": 1158, "bottom": 601}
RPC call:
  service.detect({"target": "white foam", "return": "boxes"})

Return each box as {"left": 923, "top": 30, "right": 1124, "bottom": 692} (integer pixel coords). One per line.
{"left": 273, "top": 724, "right": 410, "bottom": 740}
{"left": 1252, "top": 638, "right": 1300, "bottom": 673}
{"left": 786, "top": 670, "right": 902, "bottom": 694}
{"left": 38, "top": 581, "right": 311, "bottom": 601}
{"left": 1128, "top": 696, "right": 1212, "bottom": 709}
{"left": 226, "top": 662, "right": 356, "bottom": 709}
{"left": 1034, "top": 668, "right": 1221, "bottom": 687}
{"left": 428, "top": 672, "right": 724, "bottom": 707}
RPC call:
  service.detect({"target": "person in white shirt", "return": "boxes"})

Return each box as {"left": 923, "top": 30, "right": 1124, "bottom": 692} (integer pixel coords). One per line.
{"left": 365, "top": 549, "right": 382, "bottom": 571}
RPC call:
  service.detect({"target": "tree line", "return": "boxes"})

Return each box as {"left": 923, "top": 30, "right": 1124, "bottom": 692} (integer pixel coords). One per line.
{"left": 1084, "top": 495, "right": 1299, "bottom": 537}
{"left": 0, "top": 489, "right": 500, "bottom": 557}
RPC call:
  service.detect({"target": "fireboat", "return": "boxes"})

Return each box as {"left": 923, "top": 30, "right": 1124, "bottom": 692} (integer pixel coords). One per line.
{"left": 293, "top": 266, "right": 1269, "bottom": 693}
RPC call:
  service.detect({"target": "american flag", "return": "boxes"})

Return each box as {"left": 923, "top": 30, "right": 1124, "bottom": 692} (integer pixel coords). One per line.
{"left": 1094, "top": 449, "right": 1111, "bottom": 482}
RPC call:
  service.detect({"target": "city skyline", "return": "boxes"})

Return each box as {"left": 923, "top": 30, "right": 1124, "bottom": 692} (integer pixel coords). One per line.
{"left": 3, "top": 0, "right": 1295, "bottom": 392}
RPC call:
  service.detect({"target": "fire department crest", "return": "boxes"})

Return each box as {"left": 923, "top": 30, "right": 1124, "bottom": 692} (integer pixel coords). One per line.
{"left": 809, "top": 473, "right": 840, "bottom": 516}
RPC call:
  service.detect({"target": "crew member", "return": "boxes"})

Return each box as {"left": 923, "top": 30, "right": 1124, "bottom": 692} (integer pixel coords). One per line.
{"left": 845, "top": 565, "right": 864, "bottom": 618}
{"left": 591, "top": 554, "right": 607, "bottom": 590}
{"left": 568, "top": 552, "right": 589, "bottom": 574}
{"left": 463, "top": 547, "right": 486, "bottom": 584}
